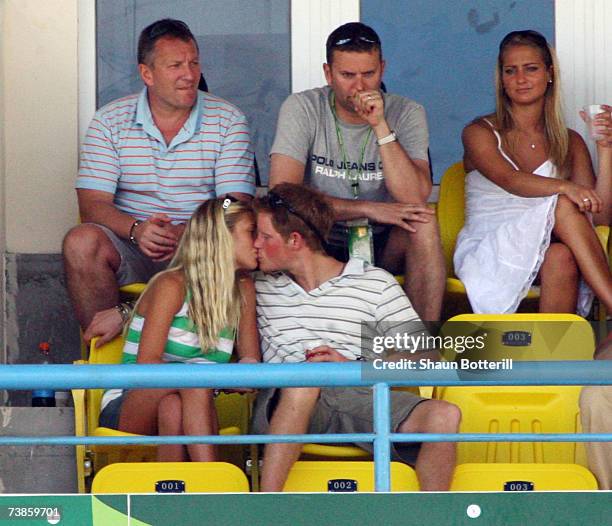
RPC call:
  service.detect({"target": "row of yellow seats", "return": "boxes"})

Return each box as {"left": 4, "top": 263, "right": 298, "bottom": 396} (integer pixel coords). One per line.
{"left": 91, "top": 460, "right": 598, "bottom": 493}
{"left": 73, "top": 335, "right": 254, "bottom": 493}
{"left": 341, "top": 383, "right": 589, "bottom": 468}
{"left": 270, "top": 313, "right": 598, "bottom": 462}
{"left": 76, "top": 311, "right": 598, "bottom": 491}
{"left": 74, "top": 335, "right": 368, "bottom": 492}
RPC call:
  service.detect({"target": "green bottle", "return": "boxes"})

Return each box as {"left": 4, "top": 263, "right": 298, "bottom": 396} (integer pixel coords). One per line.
{"left": 347, "top": 219, "right": 374, "bottom": 264}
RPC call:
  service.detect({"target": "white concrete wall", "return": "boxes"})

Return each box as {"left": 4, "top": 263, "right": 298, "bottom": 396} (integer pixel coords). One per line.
{"left": 77, "top": 0, "right": 96, "bottom": 145}
{"left": 291, "top": 0, "right": 360, "bottom": 92}
{"left": 556, "top": 0, "right": 612, "bottom": 164}
{"left": 0, "top": 2, "right": 6, "bottom": 362}
{"left": 3, "top": 0, "right": 78, "bottom": 255}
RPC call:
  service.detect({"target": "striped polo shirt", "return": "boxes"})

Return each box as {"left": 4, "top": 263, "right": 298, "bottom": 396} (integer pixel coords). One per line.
{"left": 100, "top": 300, "right": 235, "bottom": 411}
{"left": 254, "top": 258, "right": 426, "bottom": 363}
{"left": 76, "top": 88, "right": 255, "bottom": 222}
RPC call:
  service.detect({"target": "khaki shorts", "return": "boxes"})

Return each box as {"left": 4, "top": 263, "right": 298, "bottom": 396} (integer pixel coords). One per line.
{"left": 90, "top": 223, "right": 168, "bottom": 285}
{"left": 251, "top": 386, "right": 425, "bottom": 464}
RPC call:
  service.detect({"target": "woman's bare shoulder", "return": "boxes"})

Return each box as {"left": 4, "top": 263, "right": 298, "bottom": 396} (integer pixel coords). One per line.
{"left": 139, "top": 270, "right": 185, "bottom": 314}
{"left": 150, "top": 270, "right": 184, "bottom": 292}
{"left": 463, "top": 115, "right": 499, "bottom": 153}
{"left": 463, "top": 115, "right": 497, "bottom": 140}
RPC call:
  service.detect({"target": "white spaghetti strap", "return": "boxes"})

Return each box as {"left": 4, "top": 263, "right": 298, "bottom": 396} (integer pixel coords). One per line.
{"left": 483, "top": 118, "right": 520, "bottom": 170}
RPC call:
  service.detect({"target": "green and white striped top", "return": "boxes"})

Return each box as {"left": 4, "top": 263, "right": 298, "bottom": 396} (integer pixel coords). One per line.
{"left": 100, "top": 300, "right": 235, "bottom": 411}
{"left": 122, "top": 301, "right": 235, "bottom": 364}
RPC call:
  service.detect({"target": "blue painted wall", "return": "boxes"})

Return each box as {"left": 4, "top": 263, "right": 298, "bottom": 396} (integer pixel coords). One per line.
{"left": 361, "top": 0, "right": 554, "bottom": 182}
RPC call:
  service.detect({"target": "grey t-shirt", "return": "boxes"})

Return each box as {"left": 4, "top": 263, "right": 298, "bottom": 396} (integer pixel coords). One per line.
{"left": 270, "top": 85, "right": 429, "bottom": 205}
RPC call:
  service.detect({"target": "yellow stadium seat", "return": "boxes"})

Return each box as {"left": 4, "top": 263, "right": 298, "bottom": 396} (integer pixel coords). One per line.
{"left": 72, "top": 386, "right": 89, "bottom": 493}
{"left": 434, "top": 385, "right": 587, "bottom": 466}
{"left": 596, "top": 226, "right": 611, "bottom": 339}
{"left": 437, "top": 162, "right": 610, "bottom": 314}
{"left": 439, "top": 313, "right": 595, "bottom": 362}
{"left": 118, "top": 282, "right": 146, "bottom": 298}
{"left": 91, "top": 461, "right": 249, "bottom": 493}
{"left": 300, "top": 443, "right": 371, "bottom": 460}
{"left": 283, "top": 461, "right": 419, "bottom": 492}
{"left": 73, "top": 335, "right": 251, "bottom": 492}
{"left": 79, "top": 283, "right": 148, "bottom": 361}
{"left": 436, "top": 161, "right": 465, "bottom": 282}
{"left": 82, "top": 336, "right": 157, "bottom": 480}
{"left": 451, "top": 463, "right": 597, "bottom": 491}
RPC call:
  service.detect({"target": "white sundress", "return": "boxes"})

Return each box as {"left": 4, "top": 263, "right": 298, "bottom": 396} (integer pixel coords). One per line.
{"left": 453, "top": 124, "right": 593, "bottom": 315}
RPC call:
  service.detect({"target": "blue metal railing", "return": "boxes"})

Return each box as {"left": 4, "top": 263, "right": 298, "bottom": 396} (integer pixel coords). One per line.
{"left": 1, "top": 360, "right": 611, "bottom": 491}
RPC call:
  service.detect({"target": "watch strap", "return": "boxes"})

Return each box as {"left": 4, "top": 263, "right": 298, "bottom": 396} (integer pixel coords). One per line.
{"left": 376, "top": 131, "right": 397, "bottom": 146}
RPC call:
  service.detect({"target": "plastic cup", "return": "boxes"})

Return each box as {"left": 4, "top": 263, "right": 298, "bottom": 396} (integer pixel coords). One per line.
{"left": 583, "top": 104, "right": 606, "bottom": 141}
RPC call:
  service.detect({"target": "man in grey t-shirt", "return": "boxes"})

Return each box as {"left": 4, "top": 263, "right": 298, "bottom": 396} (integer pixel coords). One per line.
{"left": 269, "top": 22, "right": 445, "bottom": 321}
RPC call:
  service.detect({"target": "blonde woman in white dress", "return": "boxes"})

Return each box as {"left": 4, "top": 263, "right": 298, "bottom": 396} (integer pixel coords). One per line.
{"left": 455, "top": 30, "right": 612, "bottom": 314}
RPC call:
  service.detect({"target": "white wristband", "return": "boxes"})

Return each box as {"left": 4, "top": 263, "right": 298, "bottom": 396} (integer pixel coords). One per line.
{"left": 376, "top": 131, "right": 397, "bottom": 146}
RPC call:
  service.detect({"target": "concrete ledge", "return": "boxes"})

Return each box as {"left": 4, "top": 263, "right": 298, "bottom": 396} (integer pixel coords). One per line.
{"left": 0, "top": 406, "right": 76, "bottom": 493}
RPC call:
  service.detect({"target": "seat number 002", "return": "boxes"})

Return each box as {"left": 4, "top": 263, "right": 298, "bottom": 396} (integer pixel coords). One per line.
{"left": 327, "top": 479, "right": 358, "bottom": 492}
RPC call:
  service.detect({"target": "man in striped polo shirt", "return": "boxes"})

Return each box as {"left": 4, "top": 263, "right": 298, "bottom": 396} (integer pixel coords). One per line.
{"left": 63, "top": 19, "right": 255, "bottom": 344}
{"left": 251, "top": 183, "right": 459, "bottom": 492}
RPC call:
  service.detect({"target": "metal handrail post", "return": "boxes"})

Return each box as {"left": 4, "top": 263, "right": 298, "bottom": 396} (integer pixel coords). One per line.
{"left": 373, "top": 382, "right": 391, "bottom": 491}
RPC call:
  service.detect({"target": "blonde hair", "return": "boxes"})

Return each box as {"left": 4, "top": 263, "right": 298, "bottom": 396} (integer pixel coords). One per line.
{"left": 130, "top": 199, "right": 253, "bottom": 351}
{"left": 494, "top": 30, "right": 569, "bottom": 178}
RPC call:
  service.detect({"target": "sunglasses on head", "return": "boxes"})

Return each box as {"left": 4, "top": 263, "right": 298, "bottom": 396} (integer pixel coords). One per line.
{"left": 268, "top": 192, "right": 326, "bottom": 245}
{"left": 332, "top": 35, "right": 379, "bottom": 47}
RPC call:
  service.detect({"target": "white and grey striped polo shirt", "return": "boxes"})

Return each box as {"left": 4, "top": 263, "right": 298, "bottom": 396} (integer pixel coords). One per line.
{"left": 255, "top": 258, "right": 425, "bottom": 363}
{"left": 76, "top": 88, "right": 255, "bottom": 222}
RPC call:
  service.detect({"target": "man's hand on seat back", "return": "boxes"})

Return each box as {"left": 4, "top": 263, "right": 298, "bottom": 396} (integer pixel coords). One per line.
{"left": 83, "top": 308, "right": 124, "bottom": 347}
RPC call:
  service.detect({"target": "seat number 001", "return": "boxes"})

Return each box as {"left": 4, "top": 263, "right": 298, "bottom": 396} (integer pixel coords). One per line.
{"left": 155, "top": 480, "right": 186, "bottom": 493}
